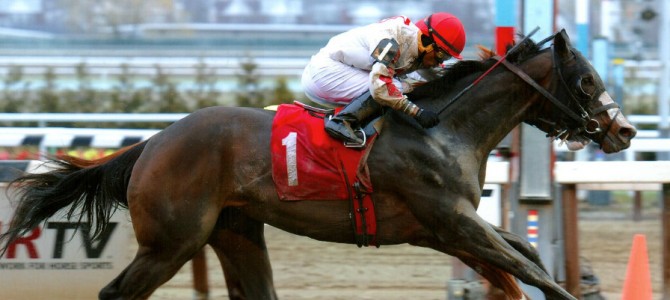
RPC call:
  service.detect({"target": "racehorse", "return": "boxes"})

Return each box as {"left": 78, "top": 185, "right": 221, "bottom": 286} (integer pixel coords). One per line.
{"left": 0, "top": 30, "right": 635, "bottom": 300}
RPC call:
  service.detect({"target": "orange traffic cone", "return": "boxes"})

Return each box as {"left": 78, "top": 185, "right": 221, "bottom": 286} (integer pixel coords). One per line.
{"left": 621, "top": 234, "right": 652, "bottom": 300}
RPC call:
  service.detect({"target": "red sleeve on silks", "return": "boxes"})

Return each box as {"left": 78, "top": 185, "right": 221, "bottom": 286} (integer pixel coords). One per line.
{"left": 378, "top": 74, "right": 403, "bottom": 97}
{"left": 369, "top": 62, "right": 420, "bottom": 116}
{"left": 370, "top": 62, "right": 403, "bottom": 107}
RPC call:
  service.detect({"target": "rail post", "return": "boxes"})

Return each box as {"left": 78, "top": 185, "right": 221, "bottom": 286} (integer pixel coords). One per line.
{"left": 561, "top": 183, "right": 580, "bottom": 298}
{"left": 633, "top": 191, "right": 643, "bottom": 222}
{"left": 663, "top": 183, "right": 670, "bottom": 299}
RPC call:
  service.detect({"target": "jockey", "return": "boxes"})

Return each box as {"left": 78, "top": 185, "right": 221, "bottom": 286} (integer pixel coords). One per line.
{"left": 301, "top": 12, "right": 467, "bottom": 144}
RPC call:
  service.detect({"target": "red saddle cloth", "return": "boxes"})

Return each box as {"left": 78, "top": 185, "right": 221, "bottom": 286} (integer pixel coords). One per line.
{"left": 270, "top": 103, "right": 377, "bottom": 246}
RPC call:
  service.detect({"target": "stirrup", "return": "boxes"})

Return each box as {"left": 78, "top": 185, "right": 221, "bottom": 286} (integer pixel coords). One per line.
{"left": 326, "top": 115, "right": 367, "bottom": 148}
{"left": 344, "top": 128, "right": 366, "bottom": 148}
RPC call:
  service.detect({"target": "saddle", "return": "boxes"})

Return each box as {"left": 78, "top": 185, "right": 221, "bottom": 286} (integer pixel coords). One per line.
{"left": 270, "top": 101, "right": 383, "bottom": 247}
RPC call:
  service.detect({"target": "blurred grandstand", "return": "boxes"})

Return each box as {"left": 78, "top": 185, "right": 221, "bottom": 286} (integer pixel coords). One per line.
{"left": 0, "top": 0, "right": 661, "bottom": 94}
{"left": 0, "top": 0, "right": 664, "bottom": 161}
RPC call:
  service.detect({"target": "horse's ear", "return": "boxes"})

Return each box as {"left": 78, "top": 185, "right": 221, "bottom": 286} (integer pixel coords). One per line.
{"left": 553, "top": 29, "right": 572, "bottom": 60}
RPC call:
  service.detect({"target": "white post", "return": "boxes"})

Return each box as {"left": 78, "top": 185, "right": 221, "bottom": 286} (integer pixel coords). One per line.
{"left": 599, "top": 0, "right": 620, "bottom": 40}
{"left": 659, "top": 0, "right": 670, "bottom": 138}
{"left": 576, "top": 0, "right": 589, "bottom": 57}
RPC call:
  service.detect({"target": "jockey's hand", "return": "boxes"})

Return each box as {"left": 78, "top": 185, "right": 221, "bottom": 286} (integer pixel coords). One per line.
{"left": 414, "top": 109, "right": 440, "bottom": 128}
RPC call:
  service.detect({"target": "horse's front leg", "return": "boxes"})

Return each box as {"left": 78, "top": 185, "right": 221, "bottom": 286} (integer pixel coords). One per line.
{"left": 207, "top": 208, "right": 278, "bottom": 300}
{"left": 493, "top": 225, "right": 550, "bottom": 275}
{"left": 410, "top": 196, "right": 576, "bottom": 300}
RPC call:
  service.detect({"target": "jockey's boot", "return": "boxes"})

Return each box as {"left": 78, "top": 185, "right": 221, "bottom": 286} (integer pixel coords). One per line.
{"left": 325, "top": 94, "right": 382, "bottom": 144}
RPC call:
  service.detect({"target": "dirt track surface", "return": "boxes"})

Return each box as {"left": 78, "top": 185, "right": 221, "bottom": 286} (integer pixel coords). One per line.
{"left": 146, "top": 208, "right": 663, "bottom": 300}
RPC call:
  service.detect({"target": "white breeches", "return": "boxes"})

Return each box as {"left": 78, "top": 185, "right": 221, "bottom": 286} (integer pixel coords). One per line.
{"left": 302, "top": 57, "right": 404, "bottom": 108}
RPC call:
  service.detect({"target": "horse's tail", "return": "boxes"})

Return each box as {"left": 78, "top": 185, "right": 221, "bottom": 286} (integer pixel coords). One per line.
{"left": 0, "top": 141, "right": 147, "bottom": 256}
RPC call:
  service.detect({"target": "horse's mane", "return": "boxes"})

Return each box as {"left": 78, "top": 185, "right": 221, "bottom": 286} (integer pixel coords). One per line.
{"left": 410, "top": 34, "right": 542, "bottom": 101}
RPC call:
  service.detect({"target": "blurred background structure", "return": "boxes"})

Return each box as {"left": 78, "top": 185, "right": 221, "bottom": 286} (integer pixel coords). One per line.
{"left": 0, "top": 0, "right": 663, "bottom": 112}
{"left": 0, "top": 0, "right": 665, "bottom": 164}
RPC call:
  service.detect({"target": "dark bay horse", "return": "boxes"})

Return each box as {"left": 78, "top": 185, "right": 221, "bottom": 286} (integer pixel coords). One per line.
{"left": 0, "top": 30, "right": 635, "bottom": 299}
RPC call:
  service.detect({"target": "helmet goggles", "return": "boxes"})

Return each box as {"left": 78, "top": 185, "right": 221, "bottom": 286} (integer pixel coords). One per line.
{"left": 424, "top": 14, "right": 461, "bottom": 61}
{"left": 433, "top": 46, "right": 451, "bottom": 62}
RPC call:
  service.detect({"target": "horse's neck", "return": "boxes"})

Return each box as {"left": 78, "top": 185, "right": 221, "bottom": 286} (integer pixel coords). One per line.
{"left": 444, "top": 53, "right": 553, "bottom": 156}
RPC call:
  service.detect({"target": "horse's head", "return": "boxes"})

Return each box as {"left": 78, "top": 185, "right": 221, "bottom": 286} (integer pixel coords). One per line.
{"left": 526, "top": 30, "right": 636, "bottom": 153}
{"left": 408, "top": 30, "right": 635, "bottom": 154}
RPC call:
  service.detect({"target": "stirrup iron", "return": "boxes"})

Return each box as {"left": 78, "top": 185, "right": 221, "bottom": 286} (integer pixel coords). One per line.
{"left": 344, "top": 128, "right": 366, "bottom": 148}
{"left": 327, "top": 114, "right": 367, "bottom": 148}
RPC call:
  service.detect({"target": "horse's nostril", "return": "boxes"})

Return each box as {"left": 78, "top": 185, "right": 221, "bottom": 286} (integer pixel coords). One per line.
{"left": 619, "top": 126, "right": 637, "bottom": 139}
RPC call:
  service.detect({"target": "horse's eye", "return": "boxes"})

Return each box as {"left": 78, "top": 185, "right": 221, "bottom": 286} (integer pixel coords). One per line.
{"left": 576, "top": 75, "right": 596, "bottom": 98}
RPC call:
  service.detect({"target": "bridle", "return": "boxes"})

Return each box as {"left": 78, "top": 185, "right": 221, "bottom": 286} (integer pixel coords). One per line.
{"left": 548, "top": 44, "right": 622, "bottom": 141}
{"left": 493, "top": 36, "right": 621, "bottom": 143}
{"left": 437, "top": 30, "right": 621, "bottom": 144}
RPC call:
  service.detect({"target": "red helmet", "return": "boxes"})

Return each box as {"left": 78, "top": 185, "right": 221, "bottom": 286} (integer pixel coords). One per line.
{"left": 415, "top": 13, "right": 466, "bottom": 59}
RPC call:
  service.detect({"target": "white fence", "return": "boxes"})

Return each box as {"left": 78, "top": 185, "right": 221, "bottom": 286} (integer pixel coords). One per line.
{"left": 0, "top": 113, "right": 183, "bottom": 152}
{"left": 2, "top": 113, "right": 670, "bottom": 161}
{"left": 0, "top": 127, "right": 159, "bottom": 148}
{"left": 0, "top": 112, "right": 187, "bottom": 126}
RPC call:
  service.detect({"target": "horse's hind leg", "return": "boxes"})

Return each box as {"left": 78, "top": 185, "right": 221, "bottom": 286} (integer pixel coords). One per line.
{"left": 99, "top": 190, "right": 222, "bottom": 298}
{"left": 99, "top": 243, "right": 203, "bottom": 299}
{"left": 208, "top": 208, "right": 277, "bottom": 300}
{"left": 98, "top": 209, "right": 216, "bottom": 299}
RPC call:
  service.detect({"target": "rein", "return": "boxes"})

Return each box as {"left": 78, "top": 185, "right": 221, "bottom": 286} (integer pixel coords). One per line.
{"left": 494, "top": 48, "right": 620, "bottom": 139}
{"left": 437, "top": 29, "right": 620, "bottom": 140}
{"left": 493, "top": 57, "right": 585, "bottom": 126}
{"left": 437, "top": 27, "right": 540, "bottom": 115}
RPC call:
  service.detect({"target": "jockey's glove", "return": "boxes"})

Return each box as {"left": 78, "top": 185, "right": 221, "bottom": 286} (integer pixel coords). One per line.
{"left": 414, "top": 109, "right": 440, "bottom": 128}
